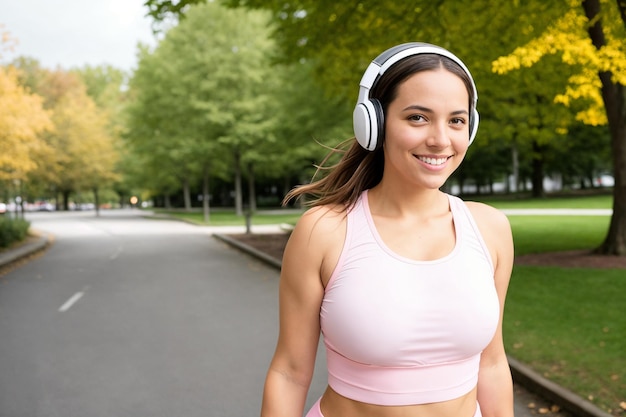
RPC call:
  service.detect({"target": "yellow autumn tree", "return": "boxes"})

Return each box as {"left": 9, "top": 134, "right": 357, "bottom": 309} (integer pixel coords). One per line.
{"left": 0, "top": 66, "right": 52, "bottom": 183}
{"left": 44, "top": 73, "right": 120, "bottom": 212}
{"left": 493, "top": 0, "right": 626, "bottom": 255}
{"left": 492, "top": 0, "right": 625, "bottom": 125}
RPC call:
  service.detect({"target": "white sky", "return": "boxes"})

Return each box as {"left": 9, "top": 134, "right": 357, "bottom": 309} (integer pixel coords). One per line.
{"left": 1, "top": 0, "right": 158, "bottom": 72}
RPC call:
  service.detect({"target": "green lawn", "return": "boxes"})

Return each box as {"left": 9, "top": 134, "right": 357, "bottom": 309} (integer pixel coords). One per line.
{"left": 505, "top": 266, "right": 624, "bottom": 415}
{"left": 496, "top": 195, "right": 622, "bottom": 414}
{"left": 158, "top": 194, "right": 623, "bottom": 414}
{"left": 509, "top": 216, "right": 609, "bottom": 255}
{"left": 480, "top": 193, "right": 613, "bottom": 209}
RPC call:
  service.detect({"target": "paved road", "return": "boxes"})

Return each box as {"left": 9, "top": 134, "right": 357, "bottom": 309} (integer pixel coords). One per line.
{"left": 0, "top": 210, "right": 308, "bottom": 416}
{"left": 0, "top": 209, "right": 570, "bottom": 417}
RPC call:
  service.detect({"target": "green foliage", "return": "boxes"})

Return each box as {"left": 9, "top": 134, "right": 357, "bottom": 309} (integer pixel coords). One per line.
{"left": 128, "top": 2, "right": 278, "bottom": 183}
{"left": 129, "top": 1, "right": 353, "bottom": 206}
{"left": 0, "top": 217, "right": 30, "bottom": 248}
{"left": 144, "top": 0, "right": 205, "bottom": 26}
{"left": 222, "top": 1, "right": 604, "bottom": 197}
{"left": 139, "top": 0, "right": 615, "bottom": 211}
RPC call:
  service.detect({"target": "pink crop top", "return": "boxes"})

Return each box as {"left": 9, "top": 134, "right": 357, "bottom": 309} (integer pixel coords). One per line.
{"left": 320, "top": 190, "right": 500, "bottom": 406}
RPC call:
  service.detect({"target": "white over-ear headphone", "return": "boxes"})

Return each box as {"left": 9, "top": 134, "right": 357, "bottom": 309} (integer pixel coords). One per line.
{"left": 353, "top": 42, "right": 479, "bottom": 151}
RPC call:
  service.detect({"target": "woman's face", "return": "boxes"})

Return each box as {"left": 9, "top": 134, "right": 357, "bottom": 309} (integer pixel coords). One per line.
{"left": 382, "top": 68, "right": 470, "bottom": 190}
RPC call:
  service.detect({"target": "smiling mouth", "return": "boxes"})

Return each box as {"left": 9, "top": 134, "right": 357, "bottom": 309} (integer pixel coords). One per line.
{"left": 416, "top": 155, "right": 450, "bottom": 166}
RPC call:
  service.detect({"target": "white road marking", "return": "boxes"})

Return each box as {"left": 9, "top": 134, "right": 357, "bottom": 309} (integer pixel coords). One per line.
{"left": 59, "top": 292, "right": 84, "bottom": 312}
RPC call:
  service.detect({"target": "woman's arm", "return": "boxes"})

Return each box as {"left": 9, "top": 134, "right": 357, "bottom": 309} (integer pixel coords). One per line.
{"left": 261, "top": 206, "right": 344, "bottom": 417}
{"left": 469, "top": 202, "right": 515, "bottom": 417}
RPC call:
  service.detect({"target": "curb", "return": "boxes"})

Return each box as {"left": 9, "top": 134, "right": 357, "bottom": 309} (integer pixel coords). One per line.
{"left": 215, "top": 233, "right": 615, "bottom": 417}
{"left": 508, "top": 357, "right": 614, "bottom": 417}
{"left": 213, "top": 233, "right": 282, "bottom": 270}
{"left": 0, "top": 232, "right": 50, "bottom": 268}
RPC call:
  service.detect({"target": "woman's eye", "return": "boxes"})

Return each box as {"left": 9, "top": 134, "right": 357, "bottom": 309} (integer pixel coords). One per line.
{"left": 408, "top": 114, "right": 425, "bottom": 122}
{"left": 450, "top": 117, "right": 466, "bottom": 125}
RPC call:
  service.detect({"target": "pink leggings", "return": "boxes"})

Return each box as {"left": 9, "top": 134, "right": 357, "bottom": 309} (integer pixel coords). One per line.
{"left": 304, "top": 398, "right": 482, "bottom": 417}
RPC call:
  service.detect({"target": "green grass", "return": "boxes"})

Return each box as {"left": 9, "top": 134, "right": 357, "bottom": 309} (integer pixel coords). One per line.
{"left": 479, "top": 193, "right": 612, "bottom": 209}
{"left": 510, "top": 216, "right": 609, "bottom": 255}
{"left": 505, "top": 267, "right": 625, "bottom": 414}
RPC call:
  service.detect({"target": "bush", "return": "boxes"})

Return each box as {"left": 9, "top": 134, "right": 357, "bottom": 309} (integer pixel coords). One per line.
{"left": 0, "top": 217, "right": 31, "bottom": 248}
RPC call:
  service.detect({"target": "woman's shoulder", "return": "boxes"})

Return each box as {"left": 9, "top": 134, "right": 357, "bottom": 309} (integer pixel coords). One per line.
{"left": 285, "top": 204, "right": 348, "bottom": 284}
{"left": 461, "top": 200, "right": 512, "bottom": 248}
{"left": 462, "top": 200, "right": 510, "bottom": 230}
{"left": 294, "top": 204, "right": 347, "bottom": 237}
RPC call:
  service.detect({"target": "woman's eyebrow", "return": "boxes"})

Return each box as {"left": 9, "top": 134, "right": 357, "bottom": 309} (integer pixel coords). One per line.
{"left": 402, "top": 105, "right": 469, "bottom": 116}
{"left": 402, "top": 104, "right": 433, "bottom": 112}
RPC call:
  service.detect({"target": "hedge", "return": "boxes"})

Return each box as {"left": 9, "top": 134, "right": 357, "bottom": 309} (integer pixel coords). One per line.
{"left": 0, "top": 217, "right": 31, "bottom": 248}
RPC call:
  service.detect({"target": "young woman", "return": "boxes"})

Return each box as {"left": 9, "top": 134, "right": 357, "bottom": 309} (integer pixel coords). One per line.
{"left": 261, "top": 43, "right": 514, "bottom": 417}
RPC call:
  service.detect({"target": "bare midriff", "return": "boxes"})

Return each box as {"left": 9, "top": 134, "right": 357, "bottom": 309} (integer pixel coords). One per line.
{"left": 319, "top": 385, "right": 478, "bottom": 417}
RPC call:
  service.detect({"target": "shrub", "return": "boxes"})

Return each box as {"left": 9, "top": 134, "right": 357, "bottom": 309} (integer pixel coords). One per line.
{"left": 0, "top": 217, "right": 31, "bottom": 248}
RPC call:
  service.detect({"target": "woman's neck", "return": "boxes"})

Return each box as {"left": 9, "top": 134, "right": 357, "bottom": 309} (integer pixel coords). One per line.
{"left": 367, "top": 185, "right": 448, "bottom": 219}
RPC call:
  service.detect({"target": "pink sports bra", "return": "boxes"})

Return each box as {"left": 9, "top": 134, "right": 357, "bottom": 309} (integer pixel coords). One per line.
{"left": 320, "top": 190, "right": 500, "bottom": 406}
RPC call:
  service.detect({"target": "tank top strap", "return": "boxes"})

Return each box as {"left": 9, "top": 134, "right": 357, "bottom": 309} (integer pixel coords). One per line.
{"left": 446, "top": 194, "right": 494, "bottom": 274}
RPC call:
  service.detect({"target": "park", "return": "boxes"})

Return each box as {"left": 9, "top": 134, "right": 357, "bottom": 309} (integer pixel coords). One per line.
{"left": 1, "top": 1, "right": 625, "bottom": 416}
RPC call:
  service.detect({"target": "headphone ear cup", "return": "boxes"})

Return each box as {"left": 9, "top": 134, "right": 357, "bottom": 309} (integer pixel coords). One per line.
{"left": 469, "top": 108, "right": 479, "bottom": 145}
{"left": 370, "top": 98, "right": 385, "bottom": 149}
{"left": 354, "top": 99, "right": 382, "bottom": 151}
{"left": 352, "top": 100, "right": 377, "bottom": 151}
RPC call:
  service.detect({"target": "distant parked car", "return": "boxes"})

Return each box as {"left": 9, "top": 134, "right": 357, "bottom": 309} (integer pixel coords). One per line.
{"left": 596, "top": 174, "right": 615, "bottom": 187}
{"left": 0, "top": 203, "right": 6, "bottom": 214}
{"left": 36, "top": 202, "right": 55, "bottom": 212}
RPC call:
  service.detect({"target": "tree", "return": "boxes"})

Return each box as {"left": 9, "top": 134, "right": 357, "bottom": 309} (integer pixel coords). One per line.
{"left": 493, "top": 0, "right": 626, "bottom": 254}
{"left": 142, "top": 0, "right": 603, "bottom": 201}
{"left": 45, "top": 74, "right": 120, "bottom": 211}
{"left": 253, "top": 60, "right": 352, "bottom": 201}
{"left": 0, "top": 66, "right": 52, "bottom": 201}
{"left": 129, "top": 2, "right": 285, "bottom": 217}
{"left": 7, "top": 61, "right": 120, "bottom": 211}
{"left": 74, "top": 65, "right": 137, "bottom": 207}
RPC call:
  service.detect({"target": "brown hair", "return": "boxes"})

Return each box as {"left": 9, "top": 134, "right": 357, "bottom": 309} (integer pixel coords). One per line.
{"left": 283, "top": 53, "right": 475, "bottom": 210}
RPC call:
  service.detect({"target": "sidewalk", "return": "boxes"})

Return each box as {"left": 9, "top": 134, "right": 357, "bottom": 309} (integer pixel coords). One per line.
{"left": 0, "top": 229, "right": 614, "bottom": 417}
{"left": 0, "top": 233, "right": 49, "bottom": 269}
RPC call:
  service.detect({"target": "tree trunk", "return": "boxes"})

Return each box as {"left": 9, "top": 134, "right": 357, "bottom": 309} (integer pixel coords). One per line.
{"left": 93, "top": 188, "right": 100, "bottom": 217}
{"left": 202, "top": 163, "right": 210, "bottom": 224}
{"left": 164, "top": 194, "right": 172, "bottom": 209}
{"left": 233, "top": 149, "right": 243, "bottom": 216}
{"left": 511, "top": 143, "right": 519, "bottom": 193}
{"left": 247, "top": 162, "right": 256, "bottom": 212}
{"left": 584, "top": 0, "right": 626, "bottom": 255}
{"left": 182, "top": 177, "right": 192, "bottom": 211}
{"left": 62, "top": 190, "right": 70, "bottom": 211}
{"left": 531, "top": 141, "right": 544, "bottom": 198}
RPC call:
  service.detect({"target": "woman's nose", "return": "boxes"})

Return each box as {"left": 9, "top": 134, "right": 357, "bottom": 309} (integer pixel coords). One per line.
{"left": 426, "top": 122, "right": 451, "bottom": 148}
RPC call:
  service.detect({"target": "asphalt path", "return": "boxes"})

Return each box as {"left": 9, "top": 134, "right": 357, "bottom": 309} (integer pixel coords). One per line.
{"left": 0, "top": 209, "right": 573, "bottom": 417}
{"left": 0, "top": 209, "right": 323, "bottom": 417}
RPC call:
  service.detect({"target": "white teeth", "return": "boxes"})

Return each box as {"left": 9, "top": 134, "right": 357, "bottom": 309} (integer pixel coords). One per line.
{"left": 417, "top": 156, "right": 448, "bottom": 166}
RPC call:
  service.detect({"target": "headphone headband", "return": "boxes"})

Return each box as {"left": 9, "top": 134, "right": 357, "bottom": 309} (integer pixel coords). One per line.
{"left": 353, "top": 42, "right": 479, "bottom": 151}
